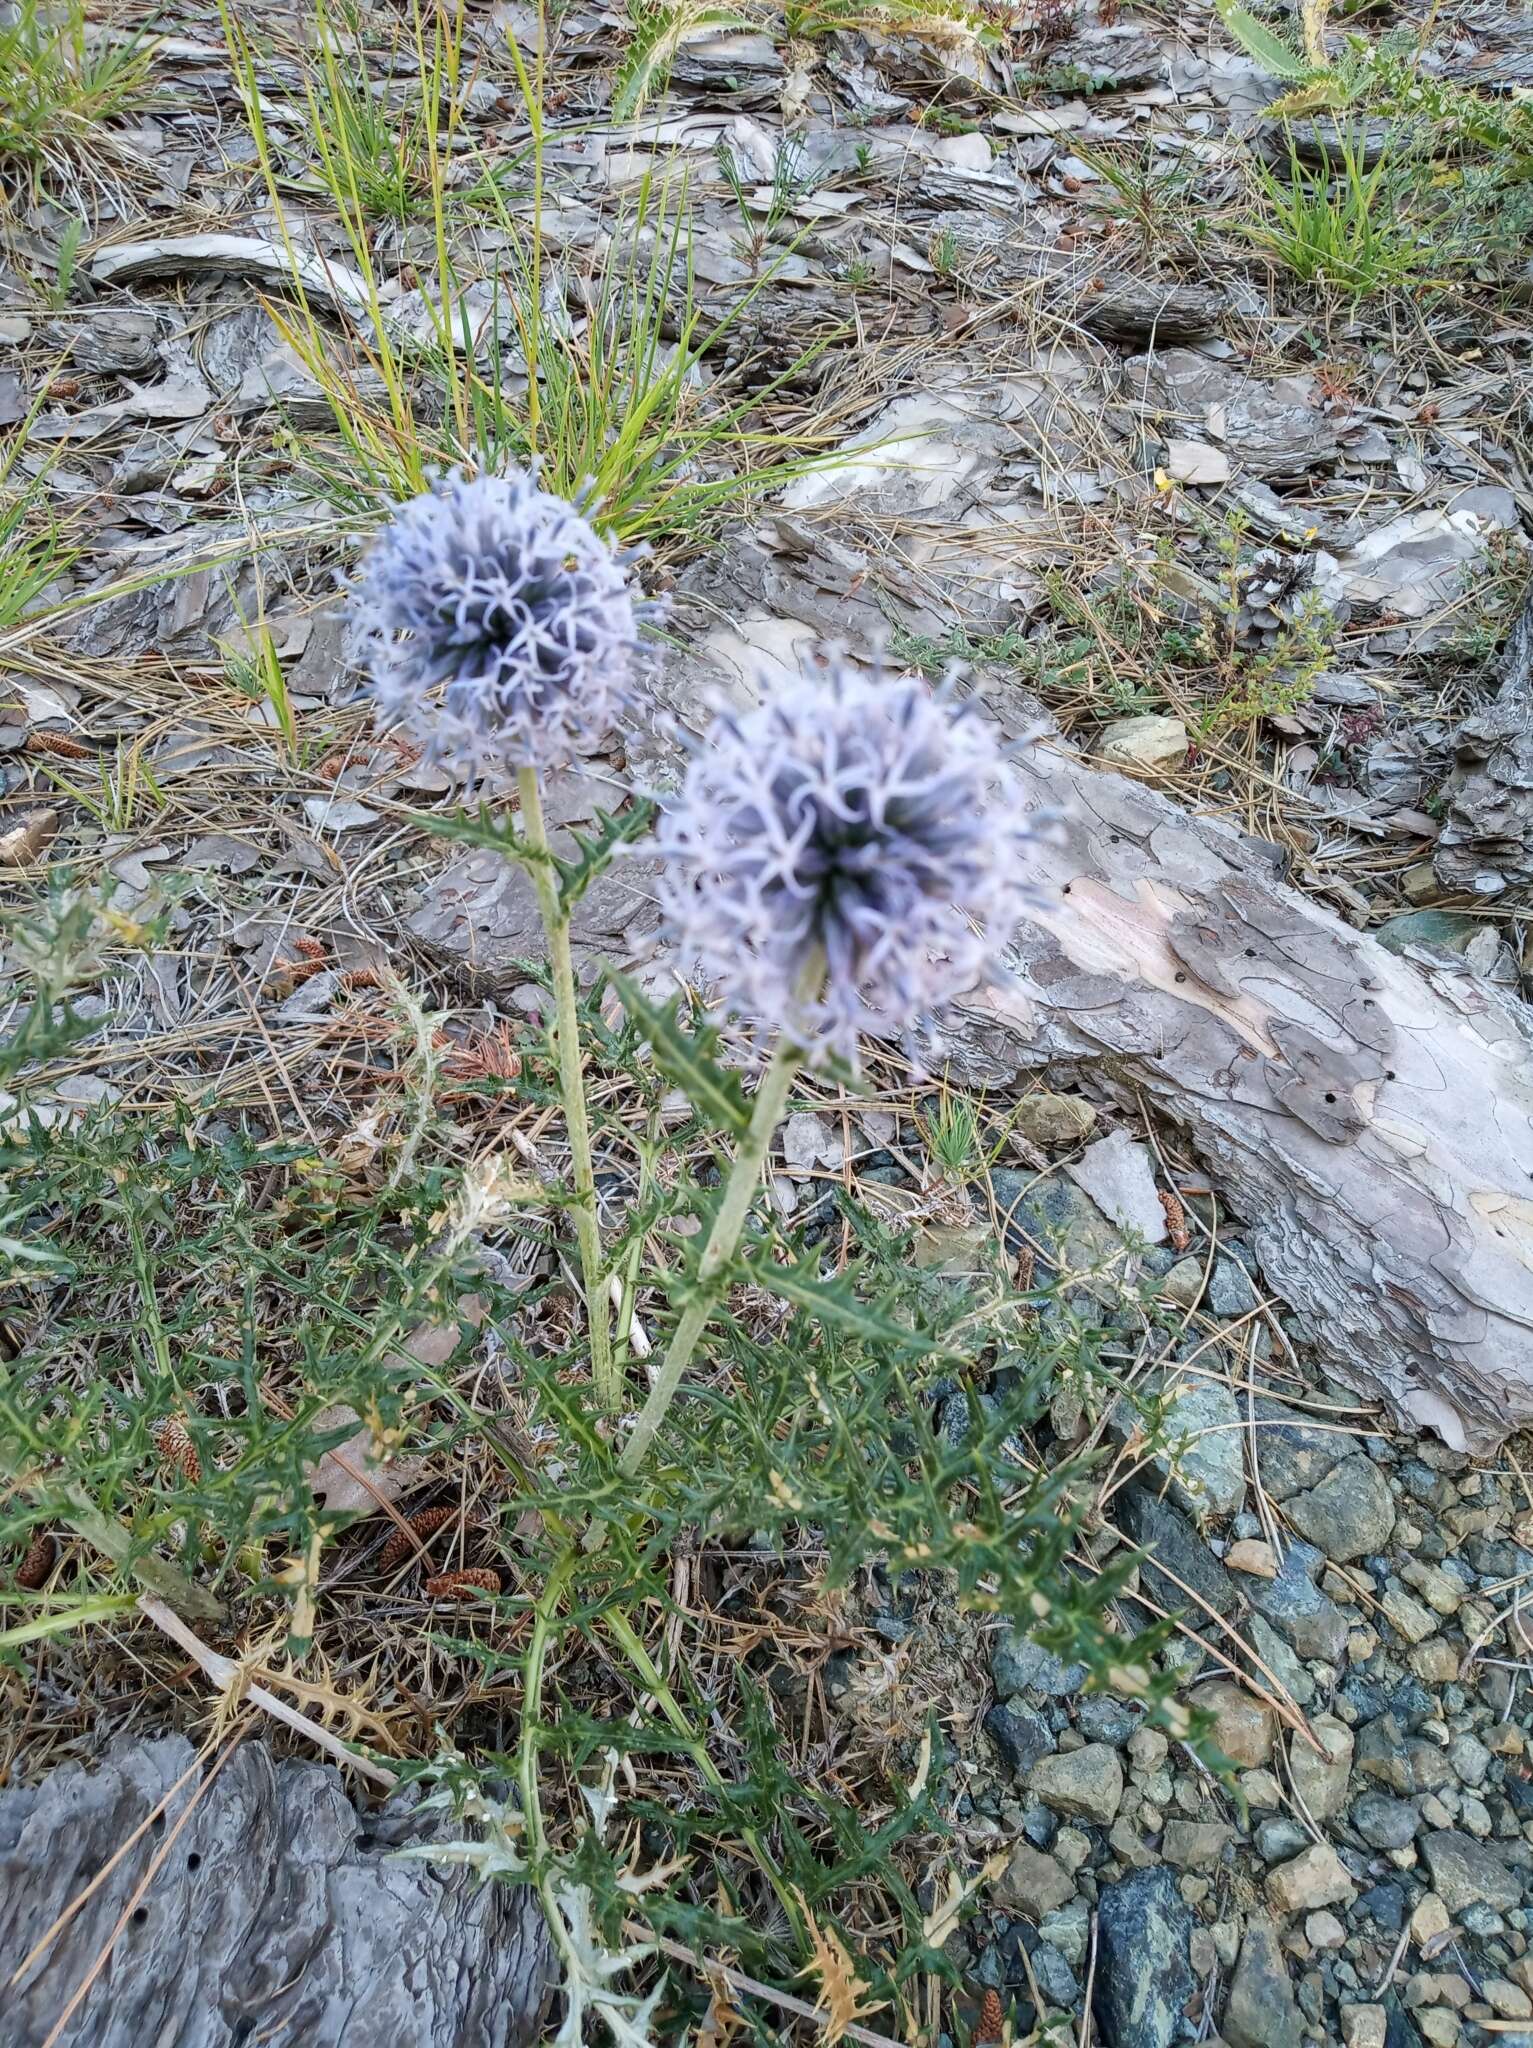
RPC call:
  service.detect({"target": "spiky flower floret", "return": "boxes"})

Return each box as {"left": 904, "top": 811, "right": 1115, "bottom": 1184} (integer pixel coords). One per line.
{"left": 655, "top": 658, "right": 1050, "bottom": 1067}
{"left": 348, "top": 471, "right": 641, "bottom": 777}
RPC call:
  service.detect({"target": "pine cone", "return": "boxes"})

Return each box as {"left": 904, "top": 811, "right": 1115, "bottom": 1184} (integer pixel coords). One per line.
{"left": 17, "top": 1529, "right": 56, "bottom": 1590}
{"left": 378, "top": 1505, "right": 456, "bottom": 1575}
{"left": 153, "top": 1417, "right": 201, "bottom": 1485}
{"left": 423, "top": 1568, "right": 500, "bottom": 1600}
{"left": 975, "top": 1988, "right": 1005, "bottom": 2044}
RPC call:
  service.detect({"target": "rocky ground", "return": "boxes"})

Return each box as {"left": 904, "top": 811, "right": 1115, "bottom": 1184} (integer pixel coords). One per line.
{"left": 861, "top": 1161, "right": 1533, "bottom": 2048}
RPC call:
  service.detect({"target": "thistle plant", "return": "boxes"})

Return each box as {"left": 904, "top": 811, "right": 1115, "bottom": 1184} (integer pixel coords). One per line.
{"left": 624, "top": 658, "right": 1053, "bottom": 1471}
{"left": 4, "top": 473, "right": 1210, "bottom": 2048}
{"left": 350, "top": 469, "right": 646, "bottom": 1410}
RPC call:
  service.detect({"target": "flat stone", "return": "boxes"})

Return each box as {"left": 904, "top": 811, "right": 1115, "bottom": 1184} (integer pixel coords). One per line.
{"left": 1290, "top": 1716, "right": 1353, "bottom": 1823}
{"left": 1265, "top": 1844, "right": 1357, "bottom": 1915}
{"left": 1029, "top": 1744, "right": 1124, "bottom": 1827}
{"left": 1223, "top": 1916, "right": 1303, "bottom": 2048}
{"left": 1094, "top": 714, "right": 1188, "bottom": 775}
{"left": 1162, "top": 1820, "right": 1232, "bottom": 1871}
{"left": 1227, "top": 1539, "right": 1278, "bottom": 1578}
{"left": 1152, "top": 1374, "right": 1248, "bottom": 1521}
{"left": 1011, "top": 1093, "right": 1099, "bottom": 1150}
{"left": 995, "top": 1843, "right": 1076, "bottom": 1920}
{"left": 1382, "top": 1586, "right": 1438, "bottom": 1644}
{"left": 1420, "top": 1831, "right": 1523, "bottom": 1916}
{"left": 1483, "top": 1979, "right": 1533, "bottom": 2021}
{"left": 1094, "top": 1867, "right": 1194, "bottom": 2048}
{"left": 1118, "top": 1486, "right": 1237, "bottom": 1618}
{"left": 1286, "top": 1456, "right": 1396, "bottom": 1563}
{"left": 1245, "top": 1537, "right": 1349, "bottom": 1662}
{"left": 1188, "top": 1680, "right": 1276, "bottom": 1769}
{"left": 1065, "top": 1128, "right": 1168, "bottom": 1244}
{"left": 1165, "top": 438, "right": 1232, "bottom": 486}
{"left": 1341, "top": 2004, "right": 1388, "bottom": 2048}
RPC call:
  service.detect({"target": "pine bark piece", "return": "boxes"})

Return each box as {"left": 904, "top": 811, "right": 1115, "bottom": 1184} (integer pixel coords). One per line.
{"left": 0, "top": 1736, "right": 552, "bottom": 2048}
{"left": 959, "top": 742, "right": 1533, "bottom": 1455}
{"left": 1434, "top": 583, "right": 1533, "bottom": 899}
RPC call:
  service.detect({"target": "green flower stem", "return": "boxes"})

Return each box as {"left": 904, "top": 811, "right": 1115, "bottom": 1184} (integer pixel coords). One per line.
{"left": 618, "top": 1031, "right": 800, "bottom": 1477}
{"left": 516, "top": 765, "right": 615, "bottom": 1410}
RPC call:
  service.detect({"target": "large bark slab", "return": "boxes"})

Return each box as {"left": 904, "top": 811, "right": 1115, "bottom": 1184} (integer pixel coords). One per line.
{"left": 0, "top": 1736, "right": 551, "bottom": 2048}
{"left": 959, "top": 742, "right": 1533, "bottom": 1455}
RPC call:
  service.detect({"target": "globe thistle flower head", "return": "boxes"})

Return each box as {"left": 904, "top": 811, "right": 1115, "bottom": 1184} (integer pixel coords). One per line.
{"left": 348, "top": 470, "right": 642, "bottom": 778}
{"left": 655, "top": 657, "right": 1051, "bottom": 1069}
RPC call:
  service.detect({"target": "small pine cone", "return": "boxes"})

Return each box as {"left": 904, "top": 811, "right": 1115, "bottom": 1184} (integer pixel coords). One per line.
{"left": 423, "top": 1568, "right": 499, "bottom": 1600}
{"left": 25, "top": 729, "right": 94, "bottom": 760}
{"left": 336, "top": 967, "right": 384, "bottom": 992}
{"left": 1159, "top": 1188, "right": 1190, "bottom": 1254}
{"left": 17, "top": 1529, "right": 56, "bottom": 1590}
{"left": 974, "top": 1988, "right": 1005, "bottom": 2044}
{"left": 153, "top": 1417, "right": 201, "bottom": 1485}
{"left": 378, "top": 1505, "right": 456, "bottom": 1575}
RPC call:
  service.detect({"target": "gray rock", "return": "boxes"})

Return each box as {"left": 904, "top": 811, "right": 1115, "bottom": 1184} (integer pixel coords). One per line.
{"left": 1031, "top": 1940, "right": 1079, "bottom": 2006}
{"left": 1249, "top": 1614, "right": 1315, "bottom": 1707}
{"left": 1208, "top": 1255, "right": 1261, "bottom": 1319}
{"left": 1040, "top": 1898, "right": 1091, "bottom": 1969}
{"left": 1251, "top": 1401, "right": 1351, "bottom": 1501}
{"left": 1224, "top": 1916, "right": 1303, "bottom": 2048}
{"left": 1450, "top": 1733, "right": 1491, "bottom": 1788}
{"left": 988, "top": 1170, "right": 1127, "bottom": 1292}
{"left": 1077, "top": 1697, "right": 1138, "bottom": 1748}
{"left": 1355, "top": 1715, "right": 1413, "bottom": 1795}
{"left": 995, "top": 1843, "right": 1076, "bottom": 1920}
{"left": 984, "top": 1702, "right": 1057, "bottom": 1779}
{"left": 990, "top": 1629, "right": 1086, "bottom": 1700}
{"left": 0, "top": 1736, "right": 550, "bottom": 2048}
{"left": 1153, "top": 1374, "right": 1248, "bottom": 1520}
{"left": 1117, "top": 1485, "right": 1238, "bottom": 1618}
{"left": 1256, "top": 1818, "right": 1312, "bottom": 1863}
{"left": 1162, "top": 1820, "right": 1232, "bottom": 1871}
{"left": 1286, "top": 1456, "right": 1396, "bottom": 1562}
{"left": 1353, "top": 1793, "right": 1419, "bottom": 1851}
{"left": 1029, "top": 1745, "right": 1124, "bottom": 1827}
{"left": 1245, "top": 1537, "right": 1349, "bottom": 1662}
{"left": 1420, "top": 1830, "right": 1524, "bottom": 1915}
{"left": 1065, "top": 1129, "right": 1168, "bottom": 1243}
{"left": 1093, "top": 1867, "right": 1195, "bottom": 2048}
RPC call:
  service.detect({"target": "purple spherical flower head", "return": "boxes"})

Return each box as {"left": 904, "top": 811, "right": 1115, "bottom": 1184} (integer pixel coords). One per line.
{"left": 655, "top": 657, "right": 1050, "bottom": 1068}
{"left": 348, "top": 470, "right": 641, "bottom": 778}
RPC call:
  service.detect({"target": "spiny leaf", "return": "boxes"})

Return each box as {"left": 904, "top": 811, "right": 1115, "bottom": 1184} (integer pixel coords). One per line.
{"left": 734, "top": 1245, "right": 953, "bottom": 1357}
{"left": 1210, "top": 0, "right": 1312, "bottom": 79}
{"left": 610, "top": 973, "right": 752, "bottom": 1137}
{"left": 414, "top": 802, "right": 547, "bottom": 867}
{"left": 1267, "top": 76, "right": 1346, "bottom": 118}
{"left": 554, "top": 798, "right": 657, "bottom": 914}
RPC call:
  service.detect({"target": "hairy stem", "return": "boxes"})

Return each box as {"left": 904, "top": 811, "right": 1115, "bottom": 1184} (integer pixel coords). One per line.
{"left": 618, "top": 1032, "right": 800, "bottom": 1475}
{"left": 517, "top": 766, "right": 615, "bottom": 1409}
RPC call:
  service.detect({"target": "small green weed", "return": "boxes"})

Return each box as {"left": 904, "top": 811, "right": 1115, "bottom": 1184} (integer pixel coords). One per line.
{"left": 0, "top": 0, "right": 156, "bottom": 185}
{"left": 1243, "top": 131, "right": 1425, "bottom": 297}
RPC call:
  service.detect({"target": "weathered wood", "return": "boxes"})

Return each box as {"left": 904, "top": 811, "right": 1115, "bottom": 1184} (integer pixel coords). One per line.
{"left": 956, "top": 741, "right": 1533, "bottom": 1455}
{"left": 0, "top": 1736, "right": 552, "bottom": 2048}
